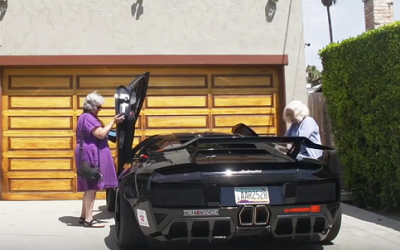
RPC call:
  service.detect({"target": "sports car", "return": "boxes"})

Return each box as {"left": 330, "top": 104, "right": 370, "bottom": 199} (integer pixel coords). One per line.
{"left": 105, "top": 72, "right": 342, "bottom": 249}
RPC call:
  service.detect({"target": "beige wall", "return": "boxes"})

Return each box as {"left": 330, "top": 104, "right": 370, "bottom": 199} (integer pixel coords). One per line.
{"left": 0, "top": 0, "right": 307, "bottom": 104}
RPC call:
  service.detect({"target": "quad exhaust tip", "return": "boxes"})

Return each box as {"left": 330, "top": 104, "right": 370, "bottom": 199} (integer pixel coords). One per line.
{"left": 239, "top": 205, "right": 270, "bottom": 226}
{"left": 254, "top": 205, "right": 269, "bottom": 225}
{"left": 239, "top": 206, "right": 254, "bottom": 226}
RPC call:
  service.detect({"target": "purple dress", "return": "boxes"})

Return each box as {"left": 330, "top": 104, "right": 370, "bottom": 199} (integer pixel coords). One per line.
{"left": 75, "top": 113, "right": 118, "bottom": 191}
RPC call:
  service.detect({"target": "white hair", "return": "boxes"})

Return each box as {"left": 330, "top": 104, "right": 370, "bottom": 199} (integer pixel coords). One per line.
{"left": 83, "top": 91, "right": 104, "bottom": 112}
{"left": 283, "top": 100, "right": 310, "bottom": 124}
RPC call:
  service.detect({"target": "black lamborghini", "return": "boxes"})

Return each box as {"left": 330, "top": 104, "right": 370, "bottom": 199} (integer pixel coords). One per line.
{"left": 106, "top": 72, "right": 342, "bottom": 249}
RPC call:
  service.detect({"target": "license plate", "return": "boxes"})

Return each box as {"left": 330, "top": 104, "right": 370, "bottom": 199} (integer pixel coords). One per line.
{"left": 234, "top": 187, "right": 270, "bottom": 205}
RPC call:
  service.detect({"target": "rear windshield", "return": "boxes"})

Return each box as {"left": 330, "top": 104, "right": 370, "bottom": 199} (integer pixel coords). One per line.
{"left": 155, "top": 134, "right": 279, "bottom": 155}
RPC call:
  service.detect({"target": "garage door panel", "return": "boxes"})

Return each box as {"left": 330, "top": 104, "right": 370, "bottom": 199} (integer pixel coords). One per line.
{"left": 144, "top": 109, "right": 210, "bottom": 115}
{"left": 146, "top": 95, "right": 208, "bottom": 109}
{"left": 4, "top": 151, "right": 73, "bottom": 158}
{"left": 9, "top": 96, "right": 73, "bottom": 109}
{"left": 8, "top": 117, "right": 73, "bottom": 130}
{"left": 77, "top": 115, "right": 141, "bottom": 129}
{"left": 144, "top": 108, "right": 276, "bottom": 116}
{"left": 144, "top": 129, "right": 214, "bottom": 136}
{"left": 212, "top": 94, "right": 274, "bottom": 108}
{"left": 8, "top": 75, "right": 73, "bottom": 90}
{"left": 6, "top": 171, "right": 76, "bottom": 179}
{"left": 75, "top": 89, "right": 119, "bottom": 96}
{"left": 8, "top": 137, "right": 73, "bottom": 150}
{"left": 5, "top": 90, "right": 75, "bottom": 97}
{"left": 1, "top": 66, "right": 282, "bottom": 200}
{"left": 3, "top": 110, "right": 74, "bottom": 116}
{"left": 213, "top": 114, "right": 275, "bottom": 128}
{"left": 146, "top": 89, "right": 210, "bottom": 96}
{"left": 209, "top": 88, "right": 278, "bottom": 95}
{"left": 3, "top": 130, "right": 74, "bottom": 137}
{"left": 149, "top": 75, "right": 208, "bottom": 89}
{"left": 9, "top": 179, "right": 73, "bottom": 192}
{"left": 9, "top": 158, "right": 72, "bottom": 171}
{"left": 77, "top": 75, "right": 209, "bottom": 89}
{"left": 211, "top": 75, "right": 273, "bottom": 88}
{"left": 77, "top": 76, "right": 136, "bottom": 89}
{"left": 145, "top": 115, "right": 209, "bottom": 129}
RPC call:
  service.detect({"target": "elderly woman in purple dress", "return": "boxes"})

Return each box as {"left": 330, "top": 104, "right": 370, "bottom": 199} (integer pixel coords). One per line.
{"left": 76, "top": 92, "right": 125, "bottom": 228}
{"left": 283, "top": 100, "right": 323, "bottom": 159}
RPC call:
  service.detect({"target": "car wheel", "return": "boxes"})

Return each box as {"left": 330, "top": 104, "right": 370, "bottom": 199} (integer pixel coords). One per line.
{"left": 106, "top": 188, "right": 116, "bottom": 212}
{"left": 321, "top": 205, "right": 342, "bottom": 243}
{"left": 115, "top": 185, "right": 148, "bottom": 249}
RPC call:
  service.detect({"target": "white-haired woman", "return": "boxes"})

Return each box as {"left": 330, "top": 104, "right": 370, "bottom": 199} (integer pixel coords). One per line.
{"left": 75, "top": 92, "right": 125, "bottom": 228}
{"left": 283, "top": 100, "right": 323, "bottom": 159}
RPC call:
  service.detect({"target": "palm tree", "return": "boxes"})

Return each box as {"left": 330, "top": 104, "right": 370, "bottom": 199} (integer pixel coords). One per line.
{"left": 306, "top": 65, "right": 322, "bottom": 83}
{"left": 321, "top": 0, "right": 337, "bottom": 43}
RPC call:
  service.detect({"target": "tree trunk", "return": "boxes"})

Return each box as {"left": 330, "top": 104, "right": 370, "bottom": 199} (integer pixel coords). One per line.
{"left": 327, "top": 6, "right": 333, "bottom": 43}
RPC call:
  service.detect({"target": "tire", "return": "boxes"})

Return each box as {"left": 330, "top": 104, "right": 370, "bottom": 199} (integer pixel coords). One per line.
{"left": 106, "top": 188, "right": 116, "bottom": 212}
{"left": 321, "top": 205, "right": 342, "bottom": 243}
{"left": 115, "top": 185, "right": 148, "bottom": 249}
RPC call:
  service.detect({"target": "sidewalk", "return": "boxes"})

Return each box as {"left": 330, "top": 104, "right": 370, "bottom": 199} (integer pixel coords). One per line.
{"left": 1, "top": 200, "right": 400, "bottom": 250}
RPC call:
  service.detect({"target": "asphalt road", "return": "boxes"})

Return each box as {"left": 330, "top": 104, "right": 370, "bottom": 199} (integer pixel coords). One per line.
{"left": 1, "top": 200, "right": 400, "bottom": 250}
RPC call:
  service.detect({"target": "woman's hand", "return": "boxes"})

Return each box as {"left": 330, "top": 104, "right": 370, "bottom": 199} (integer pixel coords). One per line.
{"left": 114, "top": 114, "right": 125, "bottom": 124}
{"left": 274, "top": 144, "right": 289, "bottom": 153}
{"left": 92, "top": 114, "right": 125, "bottom": 139}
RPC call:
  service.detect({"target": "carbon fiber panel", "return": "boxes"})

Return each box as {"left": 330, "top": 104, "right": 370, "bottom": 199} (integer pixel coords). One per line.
{"left": 150, "top": 184, "right": 207, "bottom": 207}
{"left": 295, "top": 182, "right": 336, "bottom": 203}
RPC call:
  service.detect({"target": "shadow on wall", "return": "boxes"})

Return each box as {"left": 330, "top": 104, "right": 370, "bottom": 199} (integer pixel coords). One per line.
{"left": 131, "top": 0, "right": 144, "bottom": 20}
{"left": 265, "top": 0, "right": 278, "bottom": 23}
{"left": 0, "top": 0, "right": 7, "bottom": 21}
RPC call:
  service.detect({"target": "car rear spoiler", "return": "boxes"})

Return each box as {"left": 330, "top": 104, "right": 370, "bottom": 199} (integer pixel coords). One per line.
{"left": 149, "top": 136, "right": 334, "bottom": 160}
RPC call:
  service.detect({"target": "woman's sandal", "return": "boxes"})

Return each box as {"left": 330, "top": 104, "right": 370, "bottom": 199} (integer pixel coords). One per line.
{"left": 79, "top": 217, "right": 100, "bottom": 225}
{"left": 79, "top": 217, "right": 85, "bottom": 224}
{"left": 83, "top": 219, "right": 105, "bottom": 228}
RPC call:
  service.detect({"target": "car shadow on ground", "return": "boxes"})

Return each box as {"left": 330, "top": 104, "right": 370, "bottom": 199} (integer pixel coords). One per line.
{"left": 104, "top": 224, "right": 329, "bottom": 250}
{"left": 341, "top": 202, "right": 400, "bottom": 232}
{"left": 58, "top": 204, "right": 114, "bottom": 227}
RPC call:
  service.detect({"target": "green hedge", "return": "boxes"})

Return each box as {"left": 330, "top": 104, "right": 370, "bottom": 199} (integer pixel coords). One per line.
{"left": 319, "top": 21, "right": 400, "bottom": 210}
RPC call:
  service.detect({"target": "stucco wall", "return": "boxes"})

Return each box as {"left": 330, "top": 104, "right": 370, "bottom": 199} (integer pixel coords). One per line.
{"left": 0, "top": 0, "right": 307, "bottom": 104}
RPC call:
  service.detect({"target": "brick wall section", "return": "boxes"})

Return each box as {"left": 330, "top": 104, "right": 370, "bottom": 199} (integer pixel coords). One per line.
{"left": 363, "top": 0, "right": 394, "bottom": 31}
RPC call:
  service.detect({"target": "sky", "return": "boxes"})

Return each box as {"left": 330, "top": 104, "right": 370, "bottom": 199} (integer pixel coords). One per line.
{"left": 302, "top": 0, "right": 400, "bottom": 70}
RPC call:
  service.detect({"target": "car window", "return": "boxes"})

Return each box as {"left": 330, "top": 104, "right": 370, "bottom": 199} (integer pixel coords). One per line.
{"left": 137, "top": 134, "right": 273, "bottom": 156}
{"left": 132, "top": 136, "right": 163, "bottom": 158}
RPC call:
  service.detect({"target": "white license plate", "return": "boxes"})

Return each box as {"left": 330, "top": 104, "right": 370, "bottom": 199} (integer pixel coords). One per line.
{"left": 234, "top": 187, "right": 270, "bottom": 205}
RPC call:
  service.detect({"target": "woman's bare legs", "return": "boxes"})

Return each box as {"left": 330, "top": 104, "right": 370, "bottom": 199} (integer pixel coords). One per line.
{"left": 80, "top": 192, "right": 87, "bottom": 219}
{"left": 83, "top": 190, "right": 104, "bottom": 227}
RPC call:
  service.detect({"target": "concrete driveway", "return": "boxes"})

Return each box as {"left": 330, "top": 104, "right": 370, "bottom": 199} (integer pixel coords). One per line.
{"left": 1, "top": 200, "right": 400, "bottom": 250}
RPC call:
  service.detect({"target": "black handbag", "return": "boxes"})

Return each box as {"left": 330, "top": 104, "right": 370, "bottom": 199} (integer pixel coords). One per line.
{"left": 77, "top": 128, "right": 103, "bottom": 182}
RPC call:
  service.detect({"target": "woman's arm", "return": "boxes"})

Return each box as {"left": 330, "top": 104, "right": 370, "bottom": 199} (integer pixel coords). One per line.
{"left": 92, "top": 114, "right": 125, "bottom": 139}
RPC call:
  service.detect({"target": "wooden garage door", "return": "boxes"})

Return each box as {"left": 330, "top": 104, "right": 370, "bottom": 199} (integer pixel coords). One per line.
{"left": 1, "top": 67, "right": 282, "bottom": 200}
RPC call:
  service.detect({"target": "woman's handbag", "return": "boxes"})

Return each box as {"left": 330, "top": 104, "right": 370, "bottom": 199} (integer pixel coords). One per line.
{"left": 77, "top": 129, "right": 103, "bottom": 182}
